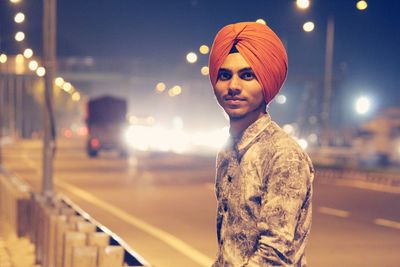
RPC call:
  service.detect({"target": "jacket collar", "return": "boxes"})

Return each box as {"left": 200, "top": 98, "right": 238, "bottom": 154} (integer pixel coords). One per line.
{"left": 224, "top": 113, "right": 275, "bottom": 159}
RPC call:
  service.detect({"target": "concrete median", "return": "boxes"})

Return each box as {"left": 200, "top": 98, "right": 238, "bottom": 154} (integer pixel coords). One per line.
{"left": 0, "top": 168, "right": 151, "bottom": 267}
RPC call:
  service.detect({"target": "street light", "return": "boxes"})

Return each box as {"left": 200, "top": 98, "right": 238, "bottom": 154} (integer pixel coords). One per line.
{"left": 36, "top": 67, "right": 46, "bottom": 77}
{"left": 256, "top": 18, "right": 266, "bottom": 25}
{"left": 23, "top": 48, "right": 33, "bottom": 58}
{"left": 201, "top": 66, "right": 209, "bottom": 76}
{"left": 15, "top": 31, "right": 25, "bottom": 42}
{"left": 356, "top": 0, "right": 368, "bottom": 10}
{"left": 275, "top": 94, "right": 287, "bottom": 104}
{"left": 63, "top": 82, "right": 72, "bottom": 92}
{"left": 9, "top": 0, "right": 21, "bottom": 3}
{"left": 0, "top": 54, "right": 7, "bottom": 63}
{"left": 14, "top": 12, "right": 25, "bottom": 23}
{"left": 55, "top": 77, "right": 64, "bottom": 87}
{"left": 303, "top": 21, "right": 315, "bottom": 32}
{"left": 199, "top": 45, "right": 209, "bottom": 55}
{"left": 155, "top": 82, "right": 166, "bottom": 93}
{"left": 28, "top": 60, "right": 38, "bottom": 71}
{"left": 186, "top": 52, "right": 198, "bottom": 64}
{"left": 296, "top": 0, "right": 310, "bottom": 10}
{"left": 355, "top": 96, "right": 371, "bottom": 115}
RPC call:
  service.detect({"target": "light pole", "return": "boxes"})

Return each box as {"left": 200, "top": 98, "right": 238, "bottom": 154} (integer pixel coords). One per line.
{"left": 296, "top": 1, "right": 367, "bottom": 146}
{"left": 42, "top": 0, "right": 57, "bottom": 198}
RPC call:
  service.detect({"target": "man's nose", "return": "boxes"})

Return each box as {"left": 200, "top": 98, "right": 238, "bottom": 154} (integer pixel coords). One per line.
{"left": 228, "top": 75, "right": 241, "bottom": 94}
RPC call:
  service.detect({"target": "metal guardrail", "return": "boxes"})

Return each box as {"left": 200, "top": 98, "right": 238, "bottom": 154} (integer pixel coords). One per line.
{"left": 0, "top": 168, "right": 151, "bottom": 267}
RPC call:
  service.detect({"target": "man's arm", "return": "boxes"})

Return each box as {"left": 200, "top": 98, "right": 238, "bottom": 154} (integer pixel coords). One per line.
{"left": 244, "top": 150, "right": 313, "bottom": 267}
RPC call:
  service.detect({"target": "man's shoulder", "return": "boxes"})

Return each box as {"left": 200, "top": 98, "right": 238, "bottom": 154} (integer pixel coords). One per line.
{"left": 258, "top": 121, "right": 312, "bottom": 164}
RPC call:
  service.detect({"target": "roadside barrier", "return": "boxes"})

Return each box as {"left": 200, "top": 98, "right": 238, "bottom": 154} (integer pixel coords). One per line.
{"left": 315, "top": 166, "right": 400, "bottom": 187}
{"left": 0, "top": 169, "right": 150, "bottom": 267}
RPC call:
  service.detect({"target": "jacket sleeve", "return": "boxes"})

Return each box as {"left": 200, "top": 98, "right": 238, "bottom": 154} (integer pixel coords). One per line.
{"left": 244, "top": 150, "right": 312, "bottom": 267}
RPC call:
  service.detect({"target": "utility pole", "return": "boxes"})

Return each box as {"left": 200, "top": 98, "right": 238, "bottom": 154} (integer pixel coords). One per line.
{"left": 321, "top": 16, "right": 334, "bottom": 147}
{"left": 42, "top": 0, "right": 57, "bottom": 198}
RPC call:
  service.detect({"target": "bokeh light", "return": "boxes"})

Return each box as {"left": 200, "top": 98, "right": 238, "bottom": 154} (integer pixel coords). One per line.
{"left": 15, "top": 31, "right": 25, "bottom": 42}
{"left": 201, "top": 66, "right": 209, "bottom": 76}
{"left": 199, "top": 45, "right": 209, "bottom": 55}
{"left": 296, "top": 0, "right": 310, "bottom": 9}
{"left": 14, "top": 12, "right": 25, "bottom": 23}
{"left": 356, "top": 0, "right": 368, "bottom": 10}
{"left": 303, "top": 21, "right": 315, "bottom": 32}
{"left": 186, "top": 52, "right": 198, "bottom": 63}
{"left": 256, "top": 18, "right": 266, "bottom": 25}
{"left": 28, "top": 60, "right": 38, "bottom": 71}
{"left": 36, "top": 67, "right": 46, "bottom": 77}
{"left": 156, "top": 82, "right": 166, "bottom": 93}
{"left": 23, "top": 48, "right": 33, "bottom": 58}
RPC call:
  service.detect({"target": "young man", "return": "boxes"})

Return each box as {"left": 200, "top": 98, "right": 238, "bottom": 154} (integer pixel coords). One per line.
{"left": 208, "top": 22, "right": 314, "bottom": 267}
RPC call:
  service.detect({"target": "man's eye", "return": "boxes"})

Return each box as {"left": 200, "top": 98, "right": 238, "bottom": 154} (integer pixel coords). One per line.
{"left": 241, "top": 72, "right": 256, "bottom": 80}
{"left": 218, "top": 72, "right": 231, "bottom": 81}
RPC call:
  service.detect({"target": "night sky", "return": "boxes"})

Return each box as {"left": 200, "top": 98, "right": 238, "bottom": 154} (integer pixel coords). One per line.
{"left": 1, "top": 0, "right": 399, "bottom": 130}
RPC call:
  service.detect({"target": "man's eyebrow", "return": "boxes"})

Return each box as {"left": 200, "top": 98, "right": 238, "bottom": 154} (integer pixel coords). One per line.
{"left": 218, "top": 68, "right": 231, "bottom": 72}
{"left": 238, "top": 67, "right": 254, "bottom": 72}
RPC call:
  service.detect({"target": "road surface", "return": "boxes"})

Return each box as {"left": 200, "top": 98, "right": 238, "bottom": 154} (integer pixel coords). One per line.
{"left": 2, "top": 138, "right": 400, "bottom": 267}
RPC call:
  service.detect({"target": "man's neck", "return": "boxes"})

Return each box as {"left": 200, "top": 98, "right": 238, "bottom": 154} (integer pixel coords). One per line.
{"left": 229, "top": 110, "right": 266, "bottom": 140}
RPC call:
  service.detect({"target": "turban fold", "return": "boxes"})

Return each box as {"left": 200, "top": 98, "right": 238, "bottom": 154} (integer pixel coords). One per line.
{"left": 209, "top": 22, "right": 288, "bottom": 103}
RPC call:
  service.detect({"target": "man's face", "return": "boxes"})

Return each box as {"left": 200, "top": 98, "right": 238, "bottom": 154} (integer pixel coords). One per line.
{"left": 213, "top": 52, "right": 265, "bottom": 120}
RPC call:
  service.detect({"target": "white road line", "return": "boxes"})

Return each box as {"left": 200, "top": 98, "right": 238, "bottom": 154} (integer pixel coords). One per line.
{"left": 374, "top": 218, "right": 400, "bottom": 230}
{"left": 20, "top": 151, "right": 213, "bottom": 266}
{"left": 55, "top": 180, "right": 213, "bottom": 267}
{"left": 318, "top": 206, "right": 351, "bottom": 218}
{"left": 323, "top": 179, "right": 400, "bottom": 194}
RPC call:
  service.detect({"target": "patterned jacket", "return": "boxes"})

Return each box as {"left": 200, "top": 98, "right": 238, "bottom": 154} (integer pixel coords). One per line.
{"left": 212, "top": 113, "right": 314, "bottom": 267}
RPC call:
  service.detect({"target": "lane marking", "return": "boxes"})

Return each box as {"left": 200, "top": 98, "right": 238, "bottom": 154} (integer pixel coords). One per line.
{"left": 318, "top": 206, "right": 351, "bottom": 218}
{"left": 55, "top": 180, "right": 213, "bottom": 267}
{"left": 20, "top": 151, "right": 213, "bottom": 266}
{"left": 333, "top": 179, "right": 400, "bottom": 194}
{"left": 374, "top": 218, "right": 400, "bottom": 230}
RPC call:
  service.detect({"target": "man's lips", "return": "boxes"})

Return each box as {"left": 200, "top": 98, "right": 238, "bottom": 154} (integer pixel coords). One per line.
{"left": 224, "top": 97, "right": 246, "bottom": 106}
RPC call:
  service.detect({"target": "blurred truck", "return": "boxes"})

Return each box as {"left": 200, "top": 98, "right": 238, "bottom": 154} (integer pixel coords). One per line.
{"left": 86, "top": 95, "right": 128, "bottom": 158}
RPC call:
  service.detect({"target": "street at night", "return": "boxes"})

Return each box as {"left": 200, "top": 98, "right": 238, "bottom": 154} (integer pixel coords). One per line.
{"left": 2, "top": 138, "right": 400, "bottom": 267}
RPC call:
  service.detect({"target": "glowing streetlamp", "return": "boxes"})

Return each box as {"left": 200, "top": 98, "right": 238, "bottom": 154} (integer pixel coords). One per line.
{"left": 201, "top": 66, "right": 209, "bottom": 76}
{"left": 0, "top": 54, "right": 7, "bottom": 63}
{"left": 155, "top": 82, "right": 166, "bottom": 93}
{"left": 296, "top": 0, "right": 310, "bottom": 10}
{"left": 199, "top": 45, "right": 209, "bottom": 55}
{"left": 36, "top": 67, "right": 46, "bottom": 77}
{"left": 186, "top": 52, "right": 198, "bottom": 64}
{"left": 256, "top": 18, "right": 266, "bottom": 25}
{"left": 303, "top": 21, "right": 315, "bottom": 32}
{"left": 14, "top": 12, "right": 25, "bottom": 23}
{"left": 355, "top": 96, "right": 371, "bottom": 115}
{"left": 63, "top": 82, "right": 72, "bottom": 92}
{"left": 275, "top": 94, "right": 287, "bottom": 104}
{"left": 168, "top": 85, "right": 182, "bottom": 97}
{"left": 55, "top": 77, "right": 64, "bottom": 87}
{"left": 15, "top": 31, "right": 25, "bottom": 42}
{"left": 72, "top": 92, "right": 81, "bottom": 101}
{"left": 23, "top": 48, "right": 33, "bottom": 58}
{"left": 9, "top": 0, "right": 21, "bottom": 3}
{"left": 28, "top": 60, "right": 38, "bottom": 71}
{"left": 356, "top": 0, "right": 368, "bottom": 10}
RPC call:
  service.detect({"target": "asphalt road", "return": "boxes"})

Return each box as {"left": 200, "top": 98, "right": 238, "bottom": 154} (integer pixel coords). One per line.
{"left": 2, "top": 138, "right": 400, "bottom": 267}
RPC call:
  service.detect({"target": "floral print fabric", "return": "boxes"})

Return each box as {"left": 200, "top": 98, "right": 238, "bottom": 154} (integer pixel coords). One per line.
{"left": 212, "top": 113, "right": 314, "bottom": 267}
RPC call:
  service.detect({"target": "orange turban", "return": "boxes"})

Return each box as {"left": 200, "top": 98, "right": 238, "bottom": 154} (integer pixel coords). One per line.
{"left": 209, "top": 22, "right": 288, "bottom": 104}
